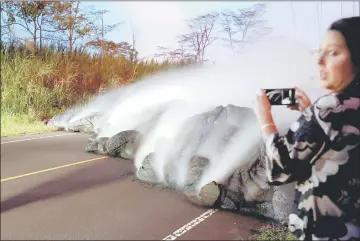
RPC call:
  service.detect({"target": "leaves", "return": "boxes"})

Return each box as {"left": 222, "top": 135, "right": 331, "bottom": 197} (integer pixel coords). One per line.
{"left": 85, "top": 40, "right": 137, "bottom": 60}
{"left": 2, "top": 1, "right": 271, "bottom": 63}
{"left": 1, "top": 1, "right": 120, "bottom": 54}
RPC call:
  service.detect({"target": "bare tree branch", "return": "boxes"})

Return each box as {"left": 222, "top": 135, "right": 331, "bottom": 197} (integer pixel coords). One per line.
{"left": 220, "top": 3, "right": 272, "bottom": 54}
{"left": 177, "top": 12, "right": 219, "bottom": 63}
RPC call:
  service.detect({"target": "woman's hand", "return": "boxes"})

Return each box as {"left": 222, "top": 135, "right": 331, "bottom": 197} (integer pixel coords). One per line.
{"left": 254, "top": 89, "right": 278, "bottom": 139}
{"left": 254, "top": 89, "right": 272, "bottom": 123}
{"left": 287, "top": 87, "right": 312, "bottom": 112}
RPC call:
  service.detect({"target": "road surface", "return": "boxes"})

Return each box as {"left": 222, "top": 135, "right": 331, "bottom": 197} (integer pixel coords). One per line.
{"left": 1, "top": 132, "right": 265, "bottom": 240}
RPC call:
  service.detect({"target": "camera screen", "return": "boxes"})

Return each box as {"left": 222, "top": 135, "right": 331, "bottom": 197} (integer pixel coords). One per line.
{"left": 264, "top": 88, "right": 295, "bottom": 105}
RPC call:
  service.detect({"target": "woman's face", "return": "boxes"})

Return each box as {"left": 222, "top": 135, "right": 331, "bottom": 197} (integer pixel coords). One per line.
{"left": 317, "top": 30, "right": 355, "bottom": 92}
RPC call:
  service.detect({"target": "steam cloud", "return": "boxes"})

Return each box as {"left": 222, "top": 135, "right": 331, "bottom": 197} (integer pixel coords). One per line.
{"left": 48, "top": 36, "right": 327, "bottom": 191}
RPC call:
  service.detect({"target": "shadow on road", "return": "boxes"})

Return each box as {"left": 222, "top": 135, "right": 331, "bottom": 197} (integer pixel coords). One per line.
{"left": 1, "top": 158, "right": 135, "bottom": 213}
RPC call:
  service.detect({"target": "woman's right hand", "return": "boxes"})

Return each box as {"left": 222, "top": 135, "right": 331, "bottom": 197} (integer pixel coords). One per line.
{"left": 288, "top": 87, "right": 312, "bottom": 112}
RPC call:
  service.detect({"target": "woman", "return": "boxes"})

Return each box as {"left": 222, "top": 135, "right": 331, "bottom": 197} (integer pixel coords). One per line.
{"left": 254, "top": 17, "right": 360, "bottom": 240}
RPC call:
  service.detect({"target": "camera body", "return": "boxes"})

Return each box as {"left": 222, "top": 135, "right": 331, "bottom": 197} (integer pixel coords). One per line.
{"left": 264, "top": 88, "right": 296, "bottom": 106}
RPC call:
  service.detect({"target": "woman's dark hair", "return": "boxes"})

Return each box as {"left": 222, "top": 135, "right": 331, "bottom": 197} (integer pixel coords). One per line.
{"left": 329, "top": 17, "right": 360, "bottom": 67}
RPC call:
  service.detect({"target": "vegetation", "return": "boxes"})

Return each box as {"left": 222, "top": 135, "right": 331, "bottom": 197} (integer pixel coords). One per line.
{"left": 1, "top": 112, "right": 57, "bottom": 137}
{"left": 0, "top": 42, "right": 191, "bottom": 136}
{"left": 1, "top": 42, "right": 188, "bottom": 118}
{"left": 0, "top": 2, "right": 194, "bottom": 137}
{"left": 1, "top": 1, "right": 271, "bottom": 137}
{"left": 249, "top": 223, "right": 297, "bottom": 240}
{"left": 1, "top": 1, "right": 282, "bottom": 238}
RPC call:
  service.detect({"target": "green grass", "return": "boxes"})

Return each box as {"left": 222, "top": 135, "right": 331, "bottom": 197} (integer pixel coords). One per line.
{"left": 1, "top": 46, "right": 185, "bottom": 119}
{"left": 1, "top": 43, "right": 193, "bottom": 137}
{"left": 1, "top": 112, "right": 58, "bottom": 137}
{"left": 249, "top": 223, "right": 297, "bottom": 240}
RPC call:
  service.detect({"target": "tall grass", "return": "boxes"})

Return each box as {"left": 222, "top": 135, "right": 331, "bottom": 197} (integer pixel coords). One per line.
{"left": 1, "top": 42, "right": 191, "bottom": 121}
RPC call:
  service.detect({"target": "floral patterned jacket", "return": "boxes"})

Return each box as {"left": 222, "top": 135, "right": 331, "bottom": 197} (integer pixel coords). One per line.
{"left": 264, "top": 77, "right": 360, "bottom": 240}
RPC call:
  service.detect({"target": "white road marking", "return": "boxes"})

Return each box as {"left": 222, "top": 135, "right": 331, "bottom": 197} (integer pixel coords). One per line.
{"left": 1, "top": 133, "right": 77, "bottom": 144}
{"left": 162, "top": 209, "right": 218, "bottom": 240}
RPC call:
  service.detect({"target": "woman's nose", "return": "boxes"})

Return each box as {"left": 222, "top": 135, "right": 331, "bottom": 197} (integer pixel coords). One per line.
{"left": 317, "top": 53, "right": 325, "bottom": 66}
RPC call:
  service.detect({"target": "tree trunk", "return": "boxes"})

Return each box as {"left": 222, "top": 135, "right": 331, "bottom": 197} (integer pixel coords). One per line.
{"left": 69, "top": 1, "right": 80, "bottom": 55}
{"left": 39, "top": 14, "right": 43, "bottom": 52}
{"left": 69, "top": 23, "right": 74, "bottom": 53}
{"left": 33, "top": 36, "right": 37, "bottom": 55}
{"left": 33, "top": 19, "right": 37, "bottom": 54}
{"left": 39, "top": 27, "right": 42, "bottom": 52}
{"left": 69, "top": 28, "right": 73, "bottom": 53}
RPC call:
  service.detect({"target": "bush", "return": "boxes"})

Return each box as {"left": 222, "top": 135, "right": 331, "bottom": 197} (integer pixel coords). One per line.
{"left": 1, "top": 42, "right": 191, "bottom": 120}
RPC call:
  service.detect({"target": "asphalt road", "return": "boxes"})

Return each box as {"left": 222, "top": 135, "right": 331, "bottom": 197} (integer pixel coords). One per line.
{"left": 1, "top": 132, "right": 265, "bottom": 240}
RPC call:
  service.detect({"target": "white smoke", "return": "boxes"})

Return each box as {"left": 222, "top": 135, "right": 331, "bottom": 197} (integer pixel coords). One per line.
{"left": 49, "top": 36, "right": 327, "bottom": 190}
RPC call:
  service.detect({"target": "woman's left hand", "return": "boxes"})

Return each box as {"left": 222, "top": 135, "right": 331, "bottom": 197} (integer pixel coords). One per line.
{"left": 254, "top": 89, "right": 272, "bottom": 123}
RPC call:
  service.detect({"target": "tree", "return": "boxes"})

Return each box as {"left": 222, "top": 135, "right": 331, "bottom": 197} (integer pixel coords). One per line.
{"left": 1, "top": 1, "right": 55, "bottom": 53}
{"left": 178, "top": 12, "right": 219, "bottom": 63}
{"left": 48, "top": 1, "right": 94, "bottom": 53}
{"left": 85, "top": 9, "right": 123, "bottom": 56}
{"left": 220, "top": 11, "right": 237, "bottom": 55}
{"left": 85, "top": 40, "right": 137, "bottom": 61}
{"left": 221, "top": 3, "right": 271, "bottom": 53}
{"left": 1, "top": 3, "right": 12, "bottom": 44}
{"left": 49, "top": 2, "right": 119, "bottom": 54}
{"left": 154, "top": 44, "right": 195, "bottom": 63}
{"left": 83, "top": 9, "right": 132, "bottom": 61}
{"left": 129, "top": 26, "right": 138, "bottom": 64}
{"left": 154, "top": 46, "right": 170, "bottom": 61}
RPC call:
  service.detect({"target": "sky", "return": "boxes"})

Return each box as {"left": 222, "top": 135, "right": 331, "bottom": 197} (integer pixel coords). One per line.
{"left": 85, "top": 1, "right": 359, "bottom": 61}
{"left": 10, "top": 1, "right": 360, "bottom": 62}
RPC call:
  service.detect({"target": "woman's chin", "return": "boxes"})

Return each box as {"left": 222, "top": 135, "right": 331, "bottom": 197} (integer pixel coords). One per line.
{"left": 320, "top": 81, "right": 335, "bottom": 93}
{"left": 319, "top": 79, "right": 330, "bottom": 89}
